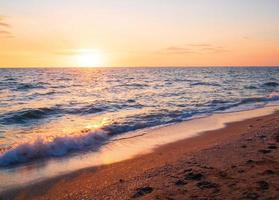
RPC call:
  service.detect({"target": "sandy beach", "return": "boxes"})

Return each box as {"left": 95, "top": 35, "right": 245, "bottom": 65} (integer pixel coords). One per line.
{"left": 1, "top": 0, "right": 279, "bottom": 199}
{"left": 1, "top": 109, "right": 278, "bottom": 200}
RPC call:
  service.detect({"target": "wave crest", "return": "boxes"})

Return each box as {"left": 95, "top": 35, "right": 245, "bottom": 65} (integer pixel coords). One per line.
{"left": 0, "top": 130, "right": 108, "bottom": 167}
{"left": 0, "top": 107, "right": 59, "bottom": 125}
{"left": 215, "top": 93, "right": 279, "bottom": 111}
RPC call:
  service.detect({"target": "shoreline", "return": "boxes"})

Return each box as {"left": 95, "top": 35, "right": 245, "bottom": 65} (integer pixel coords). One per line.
{"left": 2, "top": 107, "right": 279, "bottom": 199}
{"left": 0, "top": 105, "right": 278, "bottom": 192}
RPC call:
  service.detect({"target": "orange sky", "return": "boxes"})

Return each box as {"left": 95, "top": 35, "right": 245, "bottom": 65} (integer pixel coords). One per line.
{"left": 0, "top": 0, "right": 279, "bottom": 67}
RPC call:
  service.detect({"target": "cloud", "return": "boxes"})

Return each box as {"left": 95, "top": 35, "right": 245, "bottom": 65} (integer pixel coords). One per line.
{"left": 0, "top": 30, "right": 11, "bottom": 35}
{"left": 0, "top": 22, "right": 10, "bottom": 28}
{"left": 163, "top": 46, "right": 195, "bottom": 54}
{"left": 242, "top": 36, "right": 249, "bottom": 40}
{"left": 188, "top": 43, "right": 212, "bottom": 47}
{"left": 161, "top": 43, "right": 229, "bottom": 55}
{"left": 0, "top": 30, "right": 13, "bottom": 38}
{"left": 0, "top": 15, "right": 10, "bottom": 27}
{"left": 0, "top": 15, "right": 13, "bottom": 38}
{"left": 201, "top": 46, "right": 229, "bottom": 53}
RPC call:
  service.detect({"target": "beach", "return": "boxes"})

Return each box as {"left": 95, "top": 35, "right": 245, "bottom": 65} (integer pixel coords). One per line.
{"left": 2, "top": 108, "right": 278, "bottom": 200}
{"left": 1, "top": 0, "right": 279, "bottom": 198}
{"left": 1, "top": 0, "right": 279, "bottom": 199}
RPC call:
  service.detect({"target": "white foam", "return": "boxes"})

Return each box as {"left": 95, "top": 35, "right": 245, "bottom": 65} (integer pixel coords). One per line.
{"left": 0, "top": 130, "right": 108, "bottom": 166}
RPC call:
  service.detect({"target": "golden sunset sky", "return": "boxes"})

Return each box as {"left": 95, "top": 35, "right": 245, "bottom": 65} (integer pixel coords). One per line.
{"left": 0, "top": 0, "right": 279, "bottom": 67}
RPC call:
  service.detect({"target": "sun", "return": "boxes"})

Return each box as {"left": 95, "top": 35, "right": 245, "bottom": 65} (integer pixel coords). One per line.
{"left": 74, "top": 50, "right": 104, "bottom": 67}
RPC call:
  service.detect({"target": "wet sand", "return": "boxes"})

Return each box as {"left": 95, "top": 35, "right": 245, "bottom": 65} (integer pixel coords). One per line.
{"left": 3, "top": 111, "right": 279, "bottom": 200}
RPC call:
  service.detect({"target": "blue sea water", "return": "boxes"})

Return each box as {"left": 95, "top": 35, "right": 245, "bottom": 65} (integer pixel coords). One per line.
{"left": 0, "top": 67, "right": 279, "bottom": 167}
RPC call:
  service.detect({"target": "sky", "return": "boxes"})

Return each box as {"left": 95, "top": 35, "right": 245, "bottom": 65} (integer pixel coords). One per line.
{"left": 0, "top": 0, "right": 279, "bottom": 67}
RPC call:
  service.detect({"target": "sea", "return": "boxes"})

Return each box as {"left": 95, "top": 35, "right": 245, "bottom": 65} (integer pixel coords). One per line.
{"left": 0, "top": 67, "right": 279, "bottom": 190}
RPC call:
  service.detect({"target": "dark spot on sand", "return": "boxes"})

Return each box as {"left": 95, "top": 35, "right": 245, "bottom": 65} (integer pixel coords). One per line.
{"left": 154, "top": 195, "right": 160, "bottom": 199}
{"left": 268, "top": 145, "right": 277, "bottom": 150}
{"left": 184, "top": 172, "right": 204, "bottom": 181}
{"left": 183, "top": 168, "right": 192, "bottom": 173}
{"left": 241, "top": 145, "right": 247, "bottom": 148}
{"left": 258, "top": 149, "right": 272, "bottom": 154}
{"left": 132, "top": 187, "right": 153, "bottom": 198}
{"left": 229, "top": 183, "right": 237, "bottom": 187}
{"left": 246, "top": 160, "right": 255, "bottom": 164}
{"left": 257, "top": 181, "right": 269, "bottom": 190}
{"left": 175, "top": 180, "right": 187, "bottom": 186}
{"left": 218, "top": 171, "right": 228, "bottom": 178}
{"left": 202, "top": 165, "right": 213, "bottom": 170}
{"left": 259, "top": 135, "right": 266, "bottom": 139}
{"left": 197, "top": 181, "right": 218, "bottom": 189}
{"left": 119, "top": 179, "right": 124, "bottom": 183}
{"left": 243, "top": 192, "right": 260, "bottom": 199}
{"left": 265, "top": 197, "right": 278, "bottom": 200}
{"left": 262, "top": 170, "right": 275, "bottom": 175}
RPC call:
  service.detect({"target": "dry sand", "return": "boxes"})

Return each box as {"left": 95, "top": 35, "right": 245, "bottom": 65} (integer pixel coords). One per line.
{"left": 2, "top": 111, "right": 279, "bottom": 200}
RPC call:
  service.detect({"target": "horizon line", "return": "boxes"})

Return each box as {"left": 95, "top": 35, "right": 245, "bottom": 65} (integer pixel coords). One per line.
{"left": 0, "top": 65, "right": 279, "bottom": 69}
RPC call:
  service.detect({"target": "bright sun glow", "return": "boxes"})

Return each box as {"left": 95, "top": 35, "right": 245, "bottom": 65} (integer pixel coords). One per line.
{"left": 74, "top": 50, "right": 104, "bottom": 67}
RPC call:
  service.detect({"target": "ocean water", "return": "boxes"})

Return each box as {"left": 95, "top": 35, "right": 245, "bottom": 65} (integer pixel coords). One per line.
{"left": 0, "top": 67, "right": 279, "bottom": 167}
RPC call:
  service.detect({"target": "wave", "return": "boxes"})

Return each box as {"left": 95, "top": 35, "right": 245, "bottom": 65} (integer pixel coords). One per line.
{"left": 215, "top": 93, "right": 279, "bottom": 111}
{"left": 0, "top": 106, "right": 105, "bottom": 125}
{"left": 1, "top": 93, "right": 279, "bottom": 167}
{"left": 0, "top": 101, "right": 143, "bottom": 125}
{"left": 117, "top": 83, "right": 149, "bottom": 88}
{"left": 67, "top": 105, "right": 106, "bottom": 115}
{"left": 0, "top": 130, "right": 108, "bottom": 167}
{"left": 14, "top": 83, "right": 46, "bottom": 91}
{"left": 241, "top": 93, "right": 279, "bottom": 103}
{"left": 263, "top": 82, "right": 279, "bottom": 87}
{"left": 67, "top": 102, "right": 142, "bottom": 115}
{"left": 190, "top": 82, "right": 220, "bottom": 87}
{"left": 0, "top": 112, "right": 181, "bottom": 167}
{"left": 0, "top": 107, "right": 60, "bottom": 125}
{"left": 211, "top": 99, "right": 228, "bottom": 104}
{"left": 244, "top": 85, "right": 258, "bottom": 89}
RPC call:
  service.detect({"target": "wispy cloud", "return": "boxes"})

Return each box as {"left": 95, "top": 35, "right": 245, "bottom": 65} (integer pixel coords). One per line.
{"left": 163, "top": 46, "right": 195, "bottom": 54}
{"left": 54, "top": 49, "right": 100, "bottom": 56}
{"left": 0, "top": 30, "right": 13, "bottom": 38}
{"left": 0, "top": 30, "right": 11, "bottom": 35}
{"left": 0, "top": 15, "right": 10, "bottom": 27}
{"left": 0, "top": 15, "right": 13, "bottom": 38}
{"left": 188, "top": 43, "right": 212, "bottom": 47}
{"left": 0, "top": 22, "right": 10, "bottom": 28}
{"left": 160, "top": 43, "right": 229, "bottom": 55}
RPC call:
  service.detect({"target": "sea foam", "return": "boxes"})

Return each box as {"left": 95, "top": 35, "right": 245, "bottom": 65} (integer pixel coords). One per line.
{"left": 0, "top": 130, "right": 108, "bottom": 166}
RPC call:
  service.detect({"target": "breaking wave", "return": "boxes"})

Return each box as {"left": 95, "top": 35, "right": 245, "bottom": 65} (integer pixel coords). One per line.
{"left": 0, "top": 130, "right": 108, "bottom": 166}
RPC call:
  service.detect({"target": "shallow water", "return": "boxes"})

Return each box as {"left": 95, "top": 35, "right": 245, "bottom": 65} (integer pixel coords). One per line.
{"left": 0, "top": 67, "right": 279, "bottom": 167}
{"left": 0, "top": 104, "right": 278, "bottom": 192}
